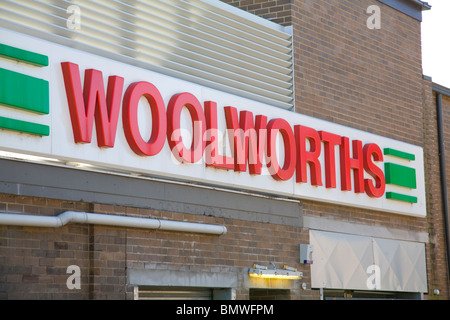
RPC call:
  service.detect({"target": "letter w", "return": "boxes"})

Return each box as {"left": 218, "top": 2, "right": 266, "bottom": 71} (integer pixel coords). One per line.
{"left": 61, "top": 62, "right": 124, "bottom": 147}
{"left": 224, "top": 106, "right": 267, "bottom": 174}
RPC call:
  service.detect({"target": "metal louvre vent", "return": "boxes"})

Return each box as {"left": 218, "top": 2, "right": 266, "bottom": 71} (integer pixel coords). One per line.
{"left": 0, "top": 0, "right": 294, "bottom": 110}
{"left": 136, "top": 286, "right": 213, "bottom": 300}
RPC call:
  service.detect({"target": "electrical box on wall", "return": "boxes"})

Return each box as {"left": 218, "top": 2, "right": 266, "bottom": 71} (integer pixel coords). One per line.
{"left": 300, "top": 244, "right": 313, "bottom": 264}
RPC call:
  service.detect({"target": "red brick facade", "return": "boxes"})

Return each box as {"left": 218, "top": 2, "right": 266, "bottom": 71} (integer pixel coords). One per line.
{"left": 0, "top": 197, "right": 311, "bottom": 299}
{"left": 224, "top": 0, "right": 292, "bottom": 26}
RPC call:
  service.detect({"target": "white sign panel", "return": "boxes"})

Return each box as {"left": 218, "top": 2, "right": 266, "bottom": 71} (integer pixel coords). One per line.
{"left": 0, "top": 29, "right": 426, "bottom": 217}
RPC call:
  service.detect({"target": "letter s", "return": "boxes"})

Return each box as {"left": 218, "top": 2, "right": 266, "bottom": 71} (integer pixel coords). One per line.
{"left": 363, "top": 143, "right": 385, "bottom": 198}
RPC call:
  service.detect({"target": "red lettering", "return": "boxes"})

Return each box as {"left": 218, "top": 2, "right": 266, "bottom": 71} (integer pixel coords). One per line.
{"left": 224, "top": 107, "right": 267, "bottom": 174}
{"left": 167, "top": 92, "right": 206, "bottom": 163}
{"left": 248, "top": 115, "right": 267, "bottom": 175}
{"left": 61, "top": 62, "right": 390, "bottom": 202}
{"left": 319, "top": 131, "right": 341, "bottom": 188}
{"left": 266, "top": 118, "right": 296, "bottom": 181}
{"left": 340, "top": 137, "right": 364, "bottom": 193}
{"left": 295, "top": 125, "right": 323, "bottom": 186}
{"left": 61, "top": 62, "right": 124, "bottom": 147}
{"left": 122, "top": 81, "right": 166, "bottom": 156}
{"left": 204, "top": 101, "right": 234, "bottom": 170}
{"left": 363, "top": 143, "right": 386, "bottom": 198}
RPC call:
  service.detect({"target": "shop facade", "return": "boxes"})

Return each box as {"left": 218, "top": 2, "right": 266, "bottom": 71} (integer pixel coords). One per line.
{"left": 0, "top": 0, "right": 449, "bottom": 300}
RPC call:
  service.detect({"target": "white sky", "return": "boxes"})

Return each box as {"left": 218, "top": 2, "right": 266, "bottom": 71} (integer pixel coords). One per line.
{"left": 421, "top": 0, "right": 450, "bottom": 88}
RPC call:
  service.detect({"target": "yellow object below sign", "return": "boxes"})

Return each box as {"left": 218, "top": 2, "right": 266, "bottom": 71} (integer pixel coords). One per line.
{"left": 248, "top": 268, "right": 303, "bottom": 280}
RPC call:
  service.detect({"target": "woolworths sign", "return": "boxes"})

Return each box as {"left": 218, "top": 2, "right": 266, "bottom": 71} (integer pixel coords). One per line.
{"left": 0, "top": 29, "right": 426, "bottom": 217}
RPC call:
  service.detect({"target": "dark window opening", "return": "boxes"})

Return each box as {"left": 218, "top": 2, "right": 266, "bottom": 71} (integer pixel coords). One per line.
{"left": 249, "top": 288, "right": 291, "bottom": 300}
{"left": 321, "top": 289, "right": 422, "bottom": 300}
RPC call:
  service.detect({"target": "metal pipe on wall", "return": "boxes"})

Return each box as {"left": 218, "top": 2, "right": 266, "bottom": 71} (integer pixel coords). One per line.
{"left": 0, "top": 211, "right": 227, "bottom": 235}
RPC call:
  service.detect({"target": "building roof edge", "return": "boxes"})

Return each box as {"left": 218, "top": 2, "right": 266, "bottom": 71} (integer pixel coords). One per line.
{"left": 409, "top": 0, "right": 432, "bottom": 10}
{"left": 433, "top": 82, "right": 450, "bottom": 97}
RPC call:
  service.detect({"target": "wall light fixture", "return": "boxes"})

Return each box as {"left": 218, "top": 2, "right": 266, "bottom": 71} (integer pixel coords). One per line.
{"left": 248, "top": 264, "right": 303, "bottom": 280}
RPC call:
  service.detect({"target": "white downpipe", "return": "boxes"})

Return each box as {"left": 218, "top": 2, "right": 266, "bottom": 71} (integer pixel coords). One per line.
{"left": 0, "top": 211, "right": 227, "bottom": 235}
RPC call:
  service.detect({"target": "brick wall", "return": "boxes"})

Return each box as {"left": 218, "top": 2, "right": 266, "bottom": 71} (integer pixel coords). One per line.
{"left": 437, "top": 91, "right": 450, "bottom": 298}
{"left": 118, "top": 204, "right": 312, "bottom": 300}
{"left": 293, "top": 0, "right": 423, "bottom": 145}
{"left": 441, "top": 93, "right": 450, "bottom": 194}
{"left": 222, "top": 0, "right": 292, "bottom": 26}
{"left": 0, "top": 196, "right": 313, "bottom": 300}
{"left": 223, "top": 0, "right": 424, "bottom": 145}
{"left": 421, "top": 81, "right": 447, "bottom": 299}
{"left": 0, "top": 196, "right": 91, "bottom": 299}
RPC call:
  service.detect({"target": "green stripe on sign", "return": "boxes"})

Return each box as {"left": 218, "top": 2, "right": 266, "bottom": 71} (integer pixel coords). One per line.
{"left": 386, "top": 192, "right": 418, "bottom": 203}
{"left": 0, "top": 68, "right": 49, "bottom": 114}
{"left": 383, "top": 148, "right": 415, "bottom": 161}
{"left": 0, "top": 116, "right": 49, "bottom": 136}
{"left": 0, "top": 43, "right": 48, "bottom": 67}
{"left": 384, "top": 162, "right": 417, "bottom": 189}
